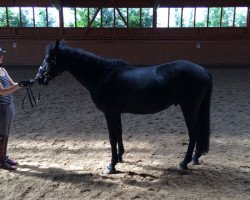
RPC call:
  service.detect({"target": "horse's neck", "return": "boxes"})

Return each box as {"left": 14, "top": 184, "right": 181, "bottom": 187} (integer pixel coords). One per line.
{"left": 59, "top": 48, "right": 108, "bottom": 91}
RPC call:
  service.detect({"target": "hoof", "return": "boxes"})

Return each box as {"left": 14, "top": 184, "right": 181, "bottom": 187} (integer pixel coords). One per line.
{"left": 177, "top": 164, "right": 188, "bottom": 171}
{"left": 104, "top": 166, "right": 116, "bottom": 174}
{"left": 191, "top": 160, "right": 201, "bottom": 165}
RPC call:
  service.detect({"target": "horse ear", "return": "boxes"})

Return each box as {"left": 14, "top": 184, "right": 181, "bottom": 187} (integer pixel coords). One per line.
{"left": 60, "top": 39, "right": 66, "bottom": 46}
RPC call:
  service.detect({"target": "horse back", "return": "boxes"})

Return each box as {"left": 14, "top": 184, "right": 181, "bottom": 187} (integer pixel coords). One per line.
{"left": 91, "top": 60, "right": 211, "bottom": 113}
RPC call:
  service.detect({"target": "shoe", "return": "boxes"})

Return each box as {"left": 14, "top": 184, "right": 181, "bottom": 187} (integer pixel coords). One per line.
{"left": 5, "top": 156, "right": 19, "bottom": 166}
{"left": 0, "top": 135, "right": 17, "bottom": 170}
{"left": 0, "top": 160, "right": 17, "bottom": 170}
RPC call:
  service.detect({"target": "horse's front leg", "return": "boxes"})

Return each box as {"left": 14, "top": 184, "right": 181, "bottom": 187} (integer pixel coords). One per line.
{"left": 104, "top": 112, "right": 122, "bottom": 174}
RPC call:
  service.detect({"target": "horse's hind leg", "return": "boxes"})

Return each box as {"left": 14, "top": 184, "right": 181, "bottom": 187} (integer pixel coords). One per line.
{"left": 178, "top": 104, "right": 199, "bottom": 171}
{"left": 192, "top": 85, "right": 212, "bottom": 165}
{"left": 192, "top": 151, "right": 202, "bottom": 165}
{"left": 104, "top": 112, "right": 122, "bottom": 174}
{"left": 191, "top": 116, "right": 204, "bottom": 165}
{"left": 117, "top": 129, "right": 124, "bottom": 163}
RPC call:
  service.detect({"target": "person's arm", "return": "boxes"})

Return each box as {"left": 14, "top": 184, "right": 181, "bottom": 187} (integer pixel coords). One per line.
{"left": 0, "top": 68, "right": 21, "bottom": 95}
{"left": 1, "top": 69, "right": 34, "bottom": 94}
{"left": 7, "top": 75, "right": 17, "bottom": 86}
{"left": 0, "top": 82, "right": 21, "bottom": 96}
{"left": 2, "top": 68, "right": 17, "bottom": 86}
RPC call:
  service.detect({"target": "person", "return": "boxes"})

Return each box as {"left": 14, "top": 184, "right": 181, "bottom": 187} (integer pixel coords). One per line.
{"left": 0, "top": 47, "right": 33, "bottom": 170}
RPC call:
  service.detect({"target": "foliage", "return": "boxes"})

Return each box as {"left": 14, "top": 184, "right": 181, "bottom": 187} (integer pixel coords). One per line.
{"left": 35, "top": 7, "right": 47, "bottom": 27}
{"left": 21, "top": 8, "right": 34, "bottom": 27}
{"left": 141, "top": 8, "right": 153, "bottom": 28}
{"left": 89, "top": 8, "right": 101, "bottom": 28}
{"left": 8, "top": 7, "right": 20, "bottom": 27}
{"left": 182, "top": 8, "right": 195, "bottom": 27}
{"left": 0, "top": 6, "right": 248, "bottom": 28}
{"left": 169, "top": 8, "right": 181, "bottom": 27}
{"left": 63, "top": 8, "right": 75, "bottom": 27}
{"left": 47, "top": 8, "right": 59, "bottom": 27}
{"left": 76, "top": 8, "right": 88, "bottom": 27}
{"left": 234, "top": 7, "right": 248, "bottom": 27}
{"left": 222, "top": 7, "right": 234, "bottom": 27}
{"left": 102, "top": 8, "right": 114, "bottom": 28}
{"left": 128, "top": 8, "right": 140, "bottom": 28}
{"left": 208, "top": 7, "right": 221, "bottom": 27}
{"left": 0, "top": 7, "right": 7, "bottom": 27}
{"left": 115, "top": 8, "right": 127, "bottom": 28}
{"left": 174, "top": 8, "right": 182, "bottom": 27}
{"left": 195, "top": 8, "right": 208, "bottom": 27}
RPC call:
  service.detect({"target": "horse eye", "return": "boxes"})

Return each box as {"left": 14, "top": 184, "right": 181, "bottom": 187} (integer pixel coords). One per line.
{"left": 39, "top": 67, "right": 45, "bottom": 73}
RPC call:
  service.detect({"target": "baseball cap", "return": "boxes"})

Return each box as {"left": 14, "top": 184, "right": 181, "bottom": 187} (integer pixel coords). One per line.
{"left": 0, "top": 47, "right": 7, "bottom": 55}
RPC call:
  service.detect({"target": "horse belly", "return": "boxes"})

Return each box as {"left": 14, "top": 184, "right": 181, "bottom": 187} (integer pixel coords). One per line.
{"left": 122, "top": 94, "right": 174, "bottom": 114}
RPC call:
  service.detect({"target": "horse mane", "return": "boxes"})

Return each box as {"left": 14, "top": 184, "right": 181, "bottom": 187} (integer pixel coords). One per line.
{"left": 45, "top": 43, "right": 54, "bottom": 56}
{"left": 47, "top": 42, "right": 129, "bottom": 69}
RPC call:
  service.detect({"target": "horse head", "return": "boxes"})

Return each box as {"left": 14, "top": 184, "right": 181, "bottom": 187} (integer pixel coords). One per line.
{"left": 36, "top": 39, "right": 62, "bottom": 85}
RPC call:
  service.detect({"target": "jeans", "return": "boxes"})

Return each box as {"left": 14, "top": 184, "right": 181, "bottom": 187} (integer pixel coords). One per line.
{"left": 0, "top": 103, "right": 15, "bottom": 139}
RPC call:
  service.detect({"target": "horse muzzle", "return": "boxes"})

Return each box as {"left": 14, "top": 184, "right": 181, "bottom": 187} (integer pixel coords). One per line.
{"left": 35, "top": 74, "right": 49, "bottom": 85}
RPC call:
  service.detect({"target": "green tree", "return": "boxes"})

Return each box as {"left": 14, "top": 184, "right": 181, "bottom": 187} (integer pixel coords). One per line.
{"left": 89, "top": 8, "right": 101, "bottom": 28}
{"left": 128, "top": 8, "right": 140, "bottom": 28}
{"left": 234, "top": 7, "right": 247, "bottom": 27}
{"left": 34, "top": 7, "right": 47, "bottom": 27}
{"left": 102, "top": 8, "right": 114, "bottom": 28}
{"left": 195, "top": 8, "right": 208, "bottom": 27}
{"left": 0, "top": 7, "right": 7, "bottom": 27}
{"left": 221, "top": 7, "right": 234, "bottom": 27}
{"left": 169, "top": 8, "right": 181, "bottom": 27}
{"left": 115, "top": 8, "right": 127, "bottom": 28}
{"left": 141, "top": 8, "right": 153, "bottom": 28}
{"left": 47, "top": 7, "right": 59, "bottom": 27}
{"left": 7, "top": 7, "right": 45, "bottom": 28}
{"left": 174, "top": 8, "right": 181, "bottom": 27}
{"left": 35, "top": 7, "right": 58, "bottom": 27}
{"left": 21, "top": 7, "right": 34, "bottom": 27}
{"left": 208, "top": 7, "right": 221, "bottom": 27}
{"left": 8, "top": 7, "right": 20, "bottom": 27}
{"left": 63, "top": 8, "right": 75, "bottom": 27}
{"left": 76, "top": 8, "right": 88, "bottom": 27}
{"left": 182, "top": 8, "right": 194, "bottom": 27}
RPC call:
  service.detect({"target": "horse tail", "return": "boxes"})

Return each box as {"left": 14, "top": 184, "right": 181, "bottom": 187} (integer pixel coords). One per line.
{"left": 196, "top": 71, "right": 213, "bottom": 154}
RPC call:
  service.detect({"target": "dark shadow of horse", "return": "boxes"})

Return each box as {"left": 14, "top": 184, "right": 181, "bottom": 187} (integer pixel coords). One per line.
{"left": 35, "top": 40, "right": 212, "bottom": 174}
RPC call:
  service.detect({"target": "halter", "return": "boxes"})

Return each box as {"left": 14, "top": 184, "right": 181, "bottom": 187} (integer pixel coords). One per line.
{"left": 21, "top": 80, "right": 40, "bottom": 113}
{"left": 43, "top": 52, "right": 62, "bottom": 82}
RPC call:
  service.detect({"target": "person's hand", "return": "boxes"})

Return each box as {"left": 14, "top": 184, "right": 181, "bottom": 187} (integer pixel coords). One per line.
{"left": 18, "top": 79, "right": 35, "bottom": 87}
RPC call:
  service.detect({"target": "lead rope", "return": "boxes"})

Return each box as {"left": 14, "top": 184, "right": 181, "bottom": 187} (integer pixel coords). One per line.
{"left": 21, "top": 84, "right": 40, "bottom": 113}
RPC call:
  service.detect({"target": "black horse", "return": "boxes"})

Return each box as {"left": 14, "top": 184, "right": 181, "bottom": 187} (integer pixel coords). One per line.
{"left": 36, "top": 40, "right": 212, "bottom": 174}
